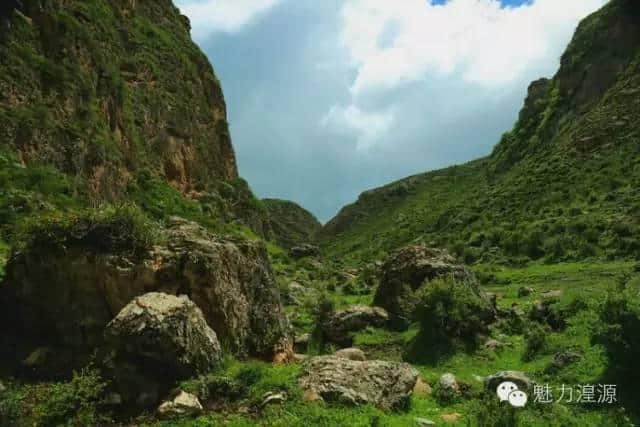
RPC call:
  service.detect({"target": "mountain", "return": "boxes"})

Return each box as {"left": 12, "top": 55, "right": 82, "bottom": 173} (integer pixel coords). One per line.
{"left": 0, "top": 0, "right": 271, "bottom": 246}
{"left": 320, "top": 0, "right": 640, "bottom": 266}
{"left": 263, "top": 198, "right": 322, "bottom": 248}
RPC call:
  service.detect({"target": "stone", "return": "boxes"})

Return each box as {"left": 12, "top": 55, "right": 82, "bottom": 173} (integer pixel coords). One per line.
{"left": 0, "top": 381, "right": 6, "bottom": 393}
{"left": 334, "top": 348, "right": 366, "bottom": 361}
{"left": 517, "top": 287, "right": 534, "bottom": 297}
{"left": 157, "top": 391, "right": 203, "bottom": 418}
{"left": 105, "top": 292, "right": 222, "bottom": 405}
{"left": 289, "top": 244, "right": 321, "bottom": 259}
{"left": 486, "top": 371, "right": 533, "bottom": 393}
{"left": 412, "top": 378, "right": 432, "bottom": 397}
{"left": 415, "top": 417, "right": 436, "bottom": 426}
{"left": 439, "top": 373, "right": 459, "bottom": 394}
{"left": 541, "top": 290, "right": 562, "bottom": 299}
{"left": 261, "top": 391, "right": 287, "bottom": 408}
{"left": 0, "top": 218, "right": 290, "bottom": 372}
{"left": 299, "top": 355, "right": 418, "bottom": 411}
{"left": 440, "top": 413, "right": 463, "bottom": 423}
{"left": 373, "top": 245, "right": 492, "bottom": 329}
{"left": 322, "top": 305, "right": 389, "bottom": 347}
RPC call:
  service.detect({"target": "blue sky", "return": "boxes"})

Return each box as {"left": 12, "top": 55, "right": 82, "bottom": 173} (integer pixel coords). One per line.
{"left": 175, "top": 0, "right": 607, "bottom": 222}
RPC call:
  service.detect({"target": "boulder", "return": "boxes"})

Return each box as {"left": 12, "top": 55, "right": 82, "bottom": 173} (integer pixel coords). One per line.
{"left": 0, "top": 381, "right": 5, "bottom": 393}
{"left": 415, "top": 418, "right": 436, "bottom": 426}
{"left": 0, "top": 217, "right": 289, "bottom": 372}
{"left": 485, "top": 371, "right": 533, "bottom": 393}
{"left": 289, "top": 244, "right": 320, "bottom": 259}
{"left": 299, "top": 356, "right": 418, "bottom": 411}
{"left": 334, "top": 348, "right": 366, "bottom": 361}
{"left": 322, "top": 305, "right": 389, "bottom": 346}
{"left": 260, "top": 391, "right": 287, "bottom": 408}
{"left": 373, "top": 245, "right": 488, "bottom": 328}
{"left": 157, "top": 391, "right": 203, "bottom": 418}
{"left": 438, "top": 373, "right": 459, "bottom": 395}
{"left": 294, "top": 333, "right": 311, "bottom": 353}
{"left": 105, "top": 293, "right": 222, "bottom": 405}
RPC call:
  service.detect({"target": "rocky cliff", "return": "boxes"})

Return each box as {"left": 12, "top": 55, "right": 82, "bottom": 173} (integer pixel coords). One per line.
{"left": 1, "top": 0, "right": 236, "bottom": 197}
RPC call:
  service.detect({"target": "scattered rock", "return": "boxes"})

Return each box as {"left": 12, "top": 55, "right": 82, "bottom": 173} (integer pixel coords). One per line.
{"left": 299, "top": 355, "right": 418, "bottom": 411}
{"left": 440, "top": 413, "right": 463, "bottom": 423}
{"left": 373, "top": 245, "right": 491, "bottom": 329}
{"left": 439, "top": 373, "right": 459, "bottom": 395}
{"left": 157, "top": 391, "right": 203, "bottom": 418}
{"left": 261, "top": 391, "right": 287, "bottom": 408}
{"left": 551, "top": 351, "right": 582, "bottom": 370}
{"left": 105, "top": 292, "right": 222, "bottom": 405}
{"left": 415, "top": 417, "right": 436, "bottom": 426}
{"left": 290, "top": 244, "right": 321, "bottom": 259}
{"left": 530, "top": 300, "right": 565, "bottom": 330}
{"left": 486, "top": 371, "right": 533, "bottom": 393}
{"left": 541, "top": 290, "right": 563, "bottom": 299}
{"left": 413, "top": 378, "right": 432, "bottom": 397}
{"left": 272, "top": 336, "right": 295, "bottom": 365}
{"left": 517, "top": 287, "right": 534, "bottom": 297}
{"left": 323, "top": 305, "right": 389, "bottom": 347}
{"left": 1, "top": 218, "right": 290, "bottom": 368}
{"left": 334, "top": 348, "right": 366, "bottom": 361}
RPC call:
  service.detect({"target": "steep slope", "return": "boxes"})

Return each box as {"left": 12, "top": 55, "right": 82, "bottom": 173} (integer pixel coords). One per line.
{"left": 263, "top": 198, "right": 322, "bottom": 248}
{"left": 320, "top": 0, "right": 640, "bottom": 266}
{"left": 0, "top": 0, "right": 272, "bottom": 246}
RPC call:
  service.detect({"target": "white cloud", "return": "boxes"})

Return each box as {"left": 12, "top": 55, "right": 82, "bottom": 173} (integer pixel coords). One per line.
{"left": 322, "top": 0, "right": 607, "bottom": 148}
{"left": 176, "top": 0, "right": 282, "bottom": 39}
{"left": 321, "top": 104, "right": 395, "bottom": 151}
{"left": 340, "top": 0, "right": 607, "bottom": 93}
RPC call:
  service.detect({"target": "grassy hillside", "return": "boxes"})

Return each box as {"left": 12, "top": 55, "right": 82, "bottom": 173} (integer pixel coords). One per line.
{"left": 320, "top": 0, "right": 640, "bottom": 267}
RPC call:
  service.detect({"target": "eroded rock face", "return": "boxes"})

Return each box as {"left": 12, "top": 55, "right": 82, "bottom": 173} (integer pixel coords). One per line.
{"left": 299, "top": 356, "right": 418, "bottom": 411}
{"left": 373, "top": 245, "right": 484, "bottom": 328}
{"left": 0, "top": 218, "right": 289, "bottom": 372}
{"left": 322, "top": 305, "right": 389, "bottom": 347}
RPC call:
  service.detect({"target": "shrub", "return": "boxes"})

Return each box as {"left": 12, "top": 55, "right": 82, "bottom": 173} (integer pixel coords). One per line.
{"left": 407, "top": 277, "right": 495, "bottom": 362}
{"left": 523, "top": 322, "right": 549, "bottom": 361}
{"left": 594, "top": 278, "right": 640, "bottom": 385}
{"left": 15, "top": 204, "right": 158, "bottom": 258}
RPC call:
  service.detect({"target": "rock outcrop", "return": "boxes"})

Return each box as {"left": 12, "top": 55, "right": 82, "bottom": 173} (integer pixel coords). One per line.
{"left": 157, "top": 391, "right": 204, "bottom": 418}
{"left": 373, "top": 245, "right": 485, "bottom": 328}
{"left": 0, "top": 217, "right": 290, "bottom": 373}
{"left": 322, "top": 305, "right": 389, "bottom": 347}
{"left": 289, "top": 244, "right": 321, "bottom": 259}
{"left": 299, "top": 356, "right": 418, "bottom": 411}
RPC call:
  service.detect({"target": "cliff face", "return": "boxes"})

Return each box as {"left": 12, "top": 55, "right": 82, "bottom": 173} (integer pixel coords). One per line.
{"left": 0, "top": 0, "right": 237, "bottom": 199}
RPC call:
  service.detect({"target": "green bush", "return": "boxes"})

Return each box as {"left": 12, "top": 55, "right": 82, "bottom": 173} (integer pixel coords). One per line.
{"left": 15, "top": 204, "right": 159, "bottom": 258}
{"left": 595, "top": 277, "right": 640, "bottom": 385}
{"left": 407, "top": 277, "right": 495, "bottom": 362}
{"left": 523, "top": 322, "right": 549, "bottom": 361}
{"left": 1, "top": 367, "right": 110, "bottom": 427}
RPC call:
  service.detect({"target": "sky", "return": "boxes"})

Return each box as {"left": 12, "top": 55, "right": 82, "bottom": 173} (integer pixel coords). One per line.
{"left": 174, "top": 0, "right": 607, "bottom": 222}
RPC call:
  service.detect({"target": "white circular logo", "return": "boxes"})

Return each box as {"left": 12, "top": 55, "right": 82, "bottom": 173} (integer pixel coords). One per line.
{"left": 496, "top": 381, "right": 528, "bottom": 407}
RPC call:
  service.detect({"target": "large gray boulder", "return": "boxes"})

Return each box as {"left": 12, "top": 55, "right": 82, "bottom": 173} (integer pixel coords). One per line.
{"left": 0, "top": 217, "right": 290, "bottom": 373}
{"left": 105, "top": 292, "right": 222, "bottom": 378}
{"left": 105, "top": 293, "right": 221, "bottom": 406}
{"left": 322, "top": 305, "right": 389, "bottom": 347}
{"left": 373, "top": 245, "right": 487, "bottom": 328}
{"left": 299, "top": 355, "right": 418, "bottom": 411}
